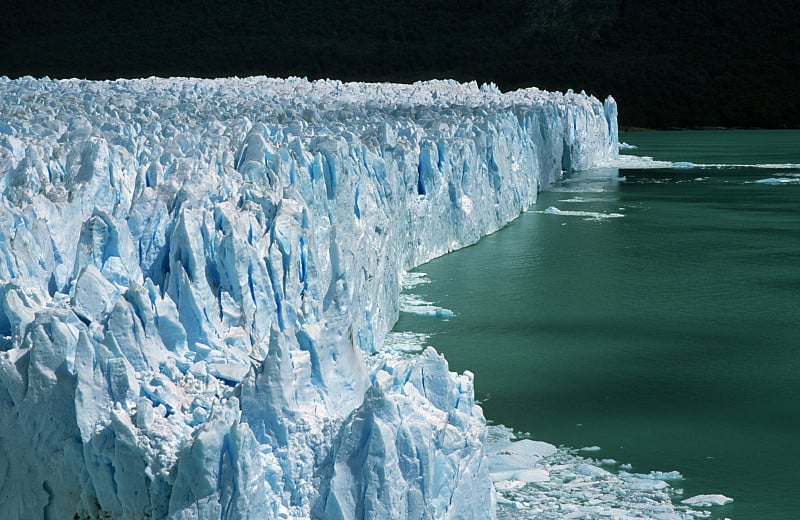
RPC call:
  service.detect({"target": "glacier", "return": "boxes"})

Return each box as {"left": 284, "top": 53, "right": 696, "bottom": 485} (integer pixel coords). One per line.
{"left": 0, "top": 76, "right": 618, "bottom": 519}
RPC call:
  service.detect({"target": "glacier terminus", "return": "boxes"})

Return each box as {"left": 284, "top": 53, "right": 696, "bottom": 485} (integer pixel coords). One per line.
{"left": 0, "top": 76, "right": 621, "bottom": 519}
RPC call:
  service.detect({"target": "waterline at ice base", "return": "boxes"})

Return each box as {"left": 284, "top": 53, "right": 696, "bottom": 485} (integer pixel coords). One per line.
{"left": 0, "top": 76, "right": 710, "bottom": 518}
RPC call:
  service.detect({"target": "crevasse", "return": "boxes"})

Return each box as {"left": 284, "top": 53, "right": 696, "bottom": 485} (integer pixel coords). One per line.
{"left": 0, "top": 77, "right": 617, "bottom": 519}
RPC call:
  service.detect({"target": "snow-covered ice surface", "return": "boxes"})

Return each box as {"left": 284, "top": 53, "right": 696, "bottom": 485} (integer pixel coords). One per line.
{"left": 0, "top": 75, "right": 619, "bottom": 519}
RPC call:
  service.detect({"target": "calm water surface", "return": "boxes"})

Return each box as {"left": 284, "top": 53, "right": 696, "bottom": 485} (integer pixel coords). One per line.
{"left": 393, "top": 130, "right": 800, "bottom": 519}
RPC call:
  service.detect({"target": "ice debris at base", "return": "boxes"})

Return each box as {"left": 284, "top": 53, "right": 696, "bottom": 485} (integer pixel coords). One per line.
{"left": 0, "top": 75, "right": 617, "bottom": 519}
{"left": 399, "top": 293, "right": 455, "bottom": 318}
{"left": 486, "top": 427, "right": 729, "bottom": 520}
{"left": 400, "top": 271, "right": 432, "bottom": 289}
{"left": 380, "top": 331, "right": 431, "bottom": 356}
{"left": 398, "top": 274, "right": 453, "bottom": 317}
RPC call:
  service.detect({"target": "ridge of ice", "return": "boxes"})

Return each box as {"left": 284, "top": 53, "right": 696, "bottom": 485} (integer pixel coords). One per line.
{"left": 0, "top": 76, "right": 616, "bottom": 519}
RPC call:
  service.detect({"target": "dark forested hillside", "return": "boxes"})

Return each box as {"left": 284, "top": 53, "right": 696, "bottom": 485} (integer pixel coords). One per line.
{"left": 1, "top": 0, "right": 797, "bottom": 128}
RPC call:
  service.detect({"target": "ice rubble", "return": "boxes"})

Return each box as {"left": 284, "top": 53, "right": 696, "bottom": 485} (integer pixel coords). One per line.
{"left": 0, "top": 76, "right": 616, "bottom": 519}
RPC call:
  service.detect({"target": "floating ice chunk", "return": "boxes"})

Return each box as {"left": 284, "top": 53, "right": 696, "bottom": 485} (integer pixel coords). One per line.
{"left": 491, "top": 468, "right": 550, "bottom": 484}
{"left": 548, "top": 186, "right": 607, "bottom": 193}
{"left": 579, "top": 445, "right": 602, "bottom": 452}
{"left": 618, "top": 142, "right": 638, "bottom": 150}
{"left": 646, "top": 470, "right": 684, "bottom": 481}
{"left": 619, "top": 475, "right": 670, "bottom": 491}
{"left": 681, "top": 494, "right": 734, "bottom": 507}
{"left": 539, "top": 207, "right": 624, "bottom": 220}
{"left": 754, "top": 177, "right": 800, "bottom": 184}
{"left": 698, "top": 163, "right": 800, "bottom": 169}
{"left": 615, "top": 156, "right": 800, "bottom": 172}
{"left": 494, "top": 479, "right": 529, "bottom": 491}
{"left": 489, "top": 438, "right": 557, "bottom": 484}
{"left": 557, "top": 197, "right": 592, "bottom": 203}
{"left": 575, "top": 463, "right": 612, "bottom": 477}
{"left": 401, "top": 271, "right": 431, "bottom": 289}
{"left": 381, "top": 331, "right": 429, "bottom": 356}
{"left": 399, "top": 293, "right": 454, "bottom": 317}
{"left": 612, "top": 154, "right": 675, "bottom": 169}
{"left": 508, "top": 439, "right": 558, "bottom": 458}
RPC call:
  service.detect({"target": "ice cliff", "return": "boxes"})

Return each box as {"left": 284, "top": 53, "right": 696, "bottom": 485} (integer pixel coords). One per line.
{"left": 0, "top": 76, "right": 617, "bottom": 519}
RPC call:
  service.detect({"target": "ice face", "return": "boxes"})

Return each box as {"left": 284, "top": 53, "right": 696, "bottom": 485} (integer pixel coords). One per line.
{"left": 0, "top": 76, "right": 616, "bottom": 519}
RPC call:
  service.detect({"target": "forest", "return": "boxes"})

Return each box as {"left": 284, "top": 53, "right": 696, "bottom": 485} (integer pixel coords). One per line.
{"left": 1, "top": 0, "right": 797, "bottom": 128}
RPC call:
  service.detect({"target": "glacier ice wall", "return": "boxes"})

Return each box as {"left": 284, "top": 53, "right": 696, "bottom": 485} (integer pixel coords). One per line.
{"left": 0, "top": 76, "right": 617, "bottom": 519}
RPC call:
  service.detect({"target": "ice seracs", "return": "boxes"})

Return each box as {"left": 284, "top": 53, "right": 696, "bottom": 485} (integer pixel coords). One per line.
{"left": 0, "top": 76, "right": 616, "bottom": 519}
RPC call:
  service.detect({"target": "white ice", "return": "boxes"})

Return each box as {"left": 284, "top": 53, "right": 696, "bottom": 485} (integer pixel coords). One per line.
{"left": 399, "top": 293, "right": 455, "bottom": 317}
{"left": 538, "top": 206, "right": 625, "bottom": 219}
{"left": 754, "top": 177, "right": 800, "bottom": 184}
{"left": 681, "top": 494, "right": 734, "bottom": 507}
{"left": 612, "top": 153, "right": 800, "bottom": 171}
{"left": 0, "top": 75, "right": 618, "bottom": 519}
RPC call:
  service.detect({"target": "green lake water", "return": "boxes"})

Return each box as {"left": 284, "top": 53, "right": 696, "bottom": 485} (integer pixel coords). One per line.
{"left": 393, "top": 130, "right": 800, "bottom": 519}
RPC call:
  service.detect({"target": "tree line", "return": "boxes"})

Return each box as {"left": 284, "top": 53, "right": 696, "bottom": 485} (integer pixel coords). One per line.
{"left": 1, "top": 0, "right": 797, "bottom": 128}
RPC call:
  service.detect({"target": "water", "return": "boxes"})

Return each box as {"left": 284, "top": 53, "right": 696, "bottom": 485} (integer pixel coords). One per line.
{"left": 392, "top": 130, "right": 800, "bottom": 518}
